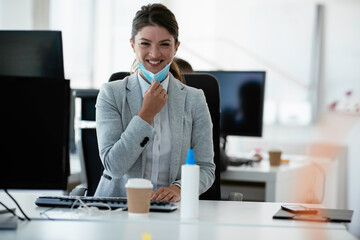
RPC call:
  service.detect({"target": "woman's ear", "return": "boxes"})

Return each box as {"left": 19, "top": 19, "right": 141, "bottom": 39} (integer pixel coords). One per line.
{"left": 130, "top": 39, "right": 135, "bottom": 52}
{"left": 174, "top": 41, "right": 180, "bottom": 55}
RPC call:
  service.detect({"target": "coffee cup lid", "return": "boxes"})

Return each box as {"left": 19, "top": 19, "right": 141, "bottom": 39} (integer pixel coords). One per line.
{"left": 125, "top": 178, "right": 153, "bottom": 189}
{"left": 268, "top": 148, "right": 282, "bottom": 153}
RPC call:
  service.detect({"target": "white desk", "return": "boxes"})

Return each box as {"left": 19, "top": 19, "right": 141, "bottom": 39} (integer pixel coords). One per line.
{"left": 221, "top": 155, "right": 331, "bottom": 203}
{"left": 0, "top": 218, "right": 357, "bottom": 240}
{"left": 0, "top": 192, "right": 356, "bottom": 240}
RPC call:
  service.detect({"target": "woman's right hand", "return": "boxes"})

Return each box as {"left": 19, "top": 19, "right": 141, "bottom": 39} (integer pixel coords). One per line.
{"left": 138, "top": 80, "right": 168, "bottom": 124}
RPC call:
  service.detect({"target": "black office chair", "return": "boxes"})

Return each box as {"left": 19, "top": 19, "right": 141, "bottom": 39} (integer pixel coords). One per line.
{"left": 78, "top": 128, "right": 104, "bottom": 196}
{"left": 108, "top": 72, "right": 131, "bottom": 82}
{"left": 183, "top": 73, "right": 221, "bottom": 200}
{"left": 108, "top": 72, "right": 221, "bottom": 200}
{"left": 71, "top": 89, "right": 101, "bottom": 196}
{"left": 72, "top": 89, "right": 99, "bottom": 121}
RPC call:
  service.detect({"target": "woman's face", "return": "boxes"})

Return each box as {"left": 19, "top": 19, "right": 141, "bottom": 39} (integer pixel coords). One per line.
{"left": 131, "top": 25, "right": 180, "bottom": 74}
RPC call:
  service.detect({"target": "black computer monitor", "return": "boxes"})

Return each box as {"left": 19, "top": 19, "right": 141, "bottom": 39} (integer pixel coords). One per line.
{"left": 0, "top": 30, "right": 64, "bottom": 79}
{"left": 198, "top": 71, "right": 266, "bottom": 137}
{"left": 0, "top": 76, "right": 70, "bottom": 190}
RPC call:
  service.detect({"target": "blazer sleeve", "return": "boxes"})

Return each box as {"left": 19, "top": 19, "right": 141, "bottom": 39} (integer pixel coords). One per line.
{"left": 95, "top": 82, "right": 155, "bottom": 178}
{"left": 192, "top": 90, "right": 216, "bottom": 194}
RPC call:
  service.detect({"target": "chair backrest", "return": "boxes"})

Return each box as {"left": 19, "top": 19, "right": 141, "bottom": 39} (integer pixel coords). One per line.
{"left": 109, "top": 72, "right": 131, "bottom": 82}
{"left": 182, "top": 73, "right": 221, "bottom": 200}
{"left": 109, "top": 72, "right": 221, "bottom": 200}
{"left": 79, "top": 128, "right": 104, "bottom": 196}
{"left": 73, "top": 89, "right": 100, "bottom": 121}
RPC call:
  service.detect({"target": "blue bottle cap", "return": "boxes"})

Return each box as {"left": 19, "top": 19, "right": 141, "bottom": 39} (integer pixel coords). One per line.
{"left": 185, "top": 149, "right": 196, "bottom": 165}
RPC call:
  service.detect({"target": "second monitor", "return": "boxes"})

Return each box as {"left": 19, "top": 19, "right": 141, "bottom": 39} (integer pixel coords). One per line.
{"left": 198, "top": 71, "right": 266, "bottom": 138}
{"left": 0, "top": 30, "right": 64, "bottom": 79}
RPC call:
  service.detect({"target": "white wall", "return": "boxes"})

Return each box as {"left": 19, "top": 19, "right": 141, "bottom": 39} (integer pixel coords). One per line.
{"left": 323, "top": 2, "right": 360, "bottom": 112}
{"left": 0, "top": 0, "right": 33, "bottom": 29}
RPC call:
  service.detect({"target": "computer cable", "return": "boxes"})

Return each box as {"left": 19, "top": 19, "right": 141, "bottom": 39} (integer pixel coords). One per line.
{"left": 4, "top": 189, "right": 31, "bottom": 221}
{"left": 39, "top": 207, "right": 56, "bottom": 220}
{"left": 0, "top": 201, "right": 26, "bottom": 221}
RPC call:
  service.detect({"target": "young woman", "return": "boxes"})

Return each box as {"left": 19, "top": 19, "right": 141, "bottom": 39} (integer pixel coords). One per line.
{"left": 94, "top": 3, "right": 215, "bottom": 202}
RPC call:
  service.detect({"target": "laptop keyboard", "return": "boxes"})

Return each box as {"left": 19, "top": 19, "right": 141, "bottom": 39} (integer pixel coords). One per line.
{"left": 35, "top": 195, "right": 178, "bottom": 212}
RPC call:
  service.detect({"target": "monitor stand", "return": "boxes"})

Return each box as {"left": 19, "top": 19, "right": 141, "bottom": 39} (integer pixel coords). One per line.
{"left": 220, "top": 136, "right": 258, "bottom": 168}
{"left": 219, "top": 136, "right": 230, "bottom": 171}
{"left": 0, "top": 211, "right": 17, "bottom": 230}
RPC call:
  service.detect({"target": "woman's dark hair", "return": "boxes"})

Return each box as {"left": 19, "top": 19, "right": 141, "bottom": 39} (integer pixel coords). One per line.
{"left": 131, "top": 3, "right": 184, "bottom": 83}
{"left": 175, "top": 57, "right": 194, "bottom": 73}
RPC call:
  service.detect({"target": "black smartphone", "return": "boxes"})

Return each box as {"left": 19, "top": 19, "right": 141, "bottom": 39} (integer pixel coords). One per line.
{"left": 281, "top": 204, "right": 318, "bottom": 214}
{"left": 293, "top": 215, "right": 328, "bottom": 222}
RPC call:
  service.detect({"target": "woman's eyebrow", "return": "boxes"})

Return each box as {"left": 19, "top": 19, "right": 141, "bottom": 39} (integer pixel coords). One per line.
{"left": 139, "top": 38, "right": 172, "bottom": 43}
{"left": 139, "top": 37, "right": 151, "bottom": 42}
{"left": 159, "top": 39, "right": 171, "bottom": 42}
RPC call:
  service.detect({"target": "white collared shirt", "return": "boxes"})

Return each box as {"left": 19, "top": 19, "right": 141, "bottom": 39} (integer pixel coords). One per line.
{"left": 137, "top": 71, "right": 172, "bottom": 190}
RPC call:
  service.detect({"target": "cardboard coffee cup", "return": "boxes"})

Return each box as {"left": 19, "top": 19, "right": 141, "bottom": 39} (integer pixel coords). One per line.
{"left": 125, "top": 178, "right": 153, "bottom": 216}
{"left": 268, "top": 150, "right": 282, "bottom": 166}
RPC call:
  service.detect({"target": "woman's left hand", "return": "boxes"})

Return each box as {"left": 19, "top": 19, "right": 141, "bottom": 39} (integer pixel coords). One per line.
{"left": 151, "top": 185, "right": 181, "bottom": 202}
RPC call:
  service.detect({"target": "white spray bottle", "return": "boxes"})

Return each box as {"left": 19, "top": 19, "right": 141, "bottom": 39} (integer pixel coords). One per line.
{"left": 180, "top": 149, "right": 199, "bottom": 220}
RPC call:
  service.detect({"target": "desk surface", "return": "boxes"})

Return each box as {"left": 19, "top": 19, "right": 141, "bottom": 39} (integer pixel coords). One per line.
{"left": 0, "top": 192, "right": 356, "bottom": 240}
{"left": 220, "top": 155, "right": 333, "bottom": 203}
{"left": 221, "top": 155, "right": 312, "bottom": 181}
{"left": 0, "top": 218, "right": 357, "bottom": 240}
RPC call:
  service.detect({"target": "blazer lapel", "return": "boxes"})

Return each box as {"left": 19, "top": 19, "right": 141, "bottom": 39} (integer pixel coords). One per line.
{"left": 125, "top": 73, "right": 148, "bottom": 175}
{"left": 167, "top": 75, "right": 186, "bottom": 183}
{"left": 126, "top": 73, "right": 143, "bottom": 118}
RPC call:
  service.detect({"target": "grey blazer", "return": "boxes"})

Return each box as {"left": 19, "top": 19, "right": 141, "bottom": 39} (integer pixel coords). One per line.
{"left": 94, "top": 72, "right": 215, "bottom": 197}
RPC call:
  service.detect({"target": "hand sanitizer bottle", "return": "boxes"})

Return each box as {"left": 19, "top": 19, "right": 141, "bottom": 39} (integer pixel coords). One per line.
{"left": 180, "top": 149, "right": 200, "bottom": 220}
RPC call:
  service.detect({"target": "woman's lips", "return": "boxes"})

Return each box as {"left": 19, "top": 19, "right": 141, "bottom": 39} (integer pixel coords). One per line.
{"left": 147, "top": 59, "right": 163, "bottom": 67}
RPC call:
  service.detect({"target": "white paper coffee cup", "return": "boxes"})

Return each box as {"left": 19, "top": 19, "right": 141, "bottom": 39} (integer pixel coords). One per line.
{"left": 268, "top": 149, "right": 282, "bottom": 166}
{"left": 125, "top": 178, "right": 153, "bottom": 216}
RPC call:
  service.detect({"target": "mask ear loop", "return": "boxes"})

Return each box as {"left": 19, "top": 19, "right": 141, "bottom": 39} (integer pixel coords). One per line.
{"left": 70, "top": 199, "right": 116, "bottom": 217}
{"left": 131, "top": 59, "right": 139, "bottom": 74}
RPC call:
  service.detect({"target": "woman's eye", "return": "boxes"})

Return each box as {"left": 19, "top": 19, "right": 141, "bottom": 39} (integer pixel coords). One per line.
{"left": 161, "top": 43, "right": 170, "bottom": 46}
{"left": 140, "top": 42, "right": 150, "bottom": 46}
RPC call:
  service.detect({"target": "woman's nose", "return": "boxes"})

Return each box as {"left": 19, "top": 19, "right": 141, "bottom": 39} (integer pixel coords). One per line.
{"left": 149, "top": 46, "right": 161, "bottom": 58}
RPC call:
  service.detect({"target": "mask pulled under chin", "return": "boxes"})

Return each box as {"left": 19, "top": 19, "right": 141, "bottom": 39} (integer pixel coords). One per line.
{"left": 138, "top": 61, "right": 171, "bottom": 82}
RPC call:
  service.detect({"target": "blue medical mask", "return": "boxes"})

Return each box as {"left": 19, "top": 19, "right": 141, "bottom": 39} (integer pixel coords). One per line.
{"left": 138, "top": 61, "right": 171, "bottom": 82}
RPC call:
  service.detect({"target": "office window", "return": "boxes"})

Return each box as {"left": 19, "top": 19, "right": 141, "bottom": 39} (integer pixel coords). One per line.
{"left": 49, "top": 0, "right": 93, "bottom": 88}
{"left": 171, "top": 1, "right": 318, "bottom": 125}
